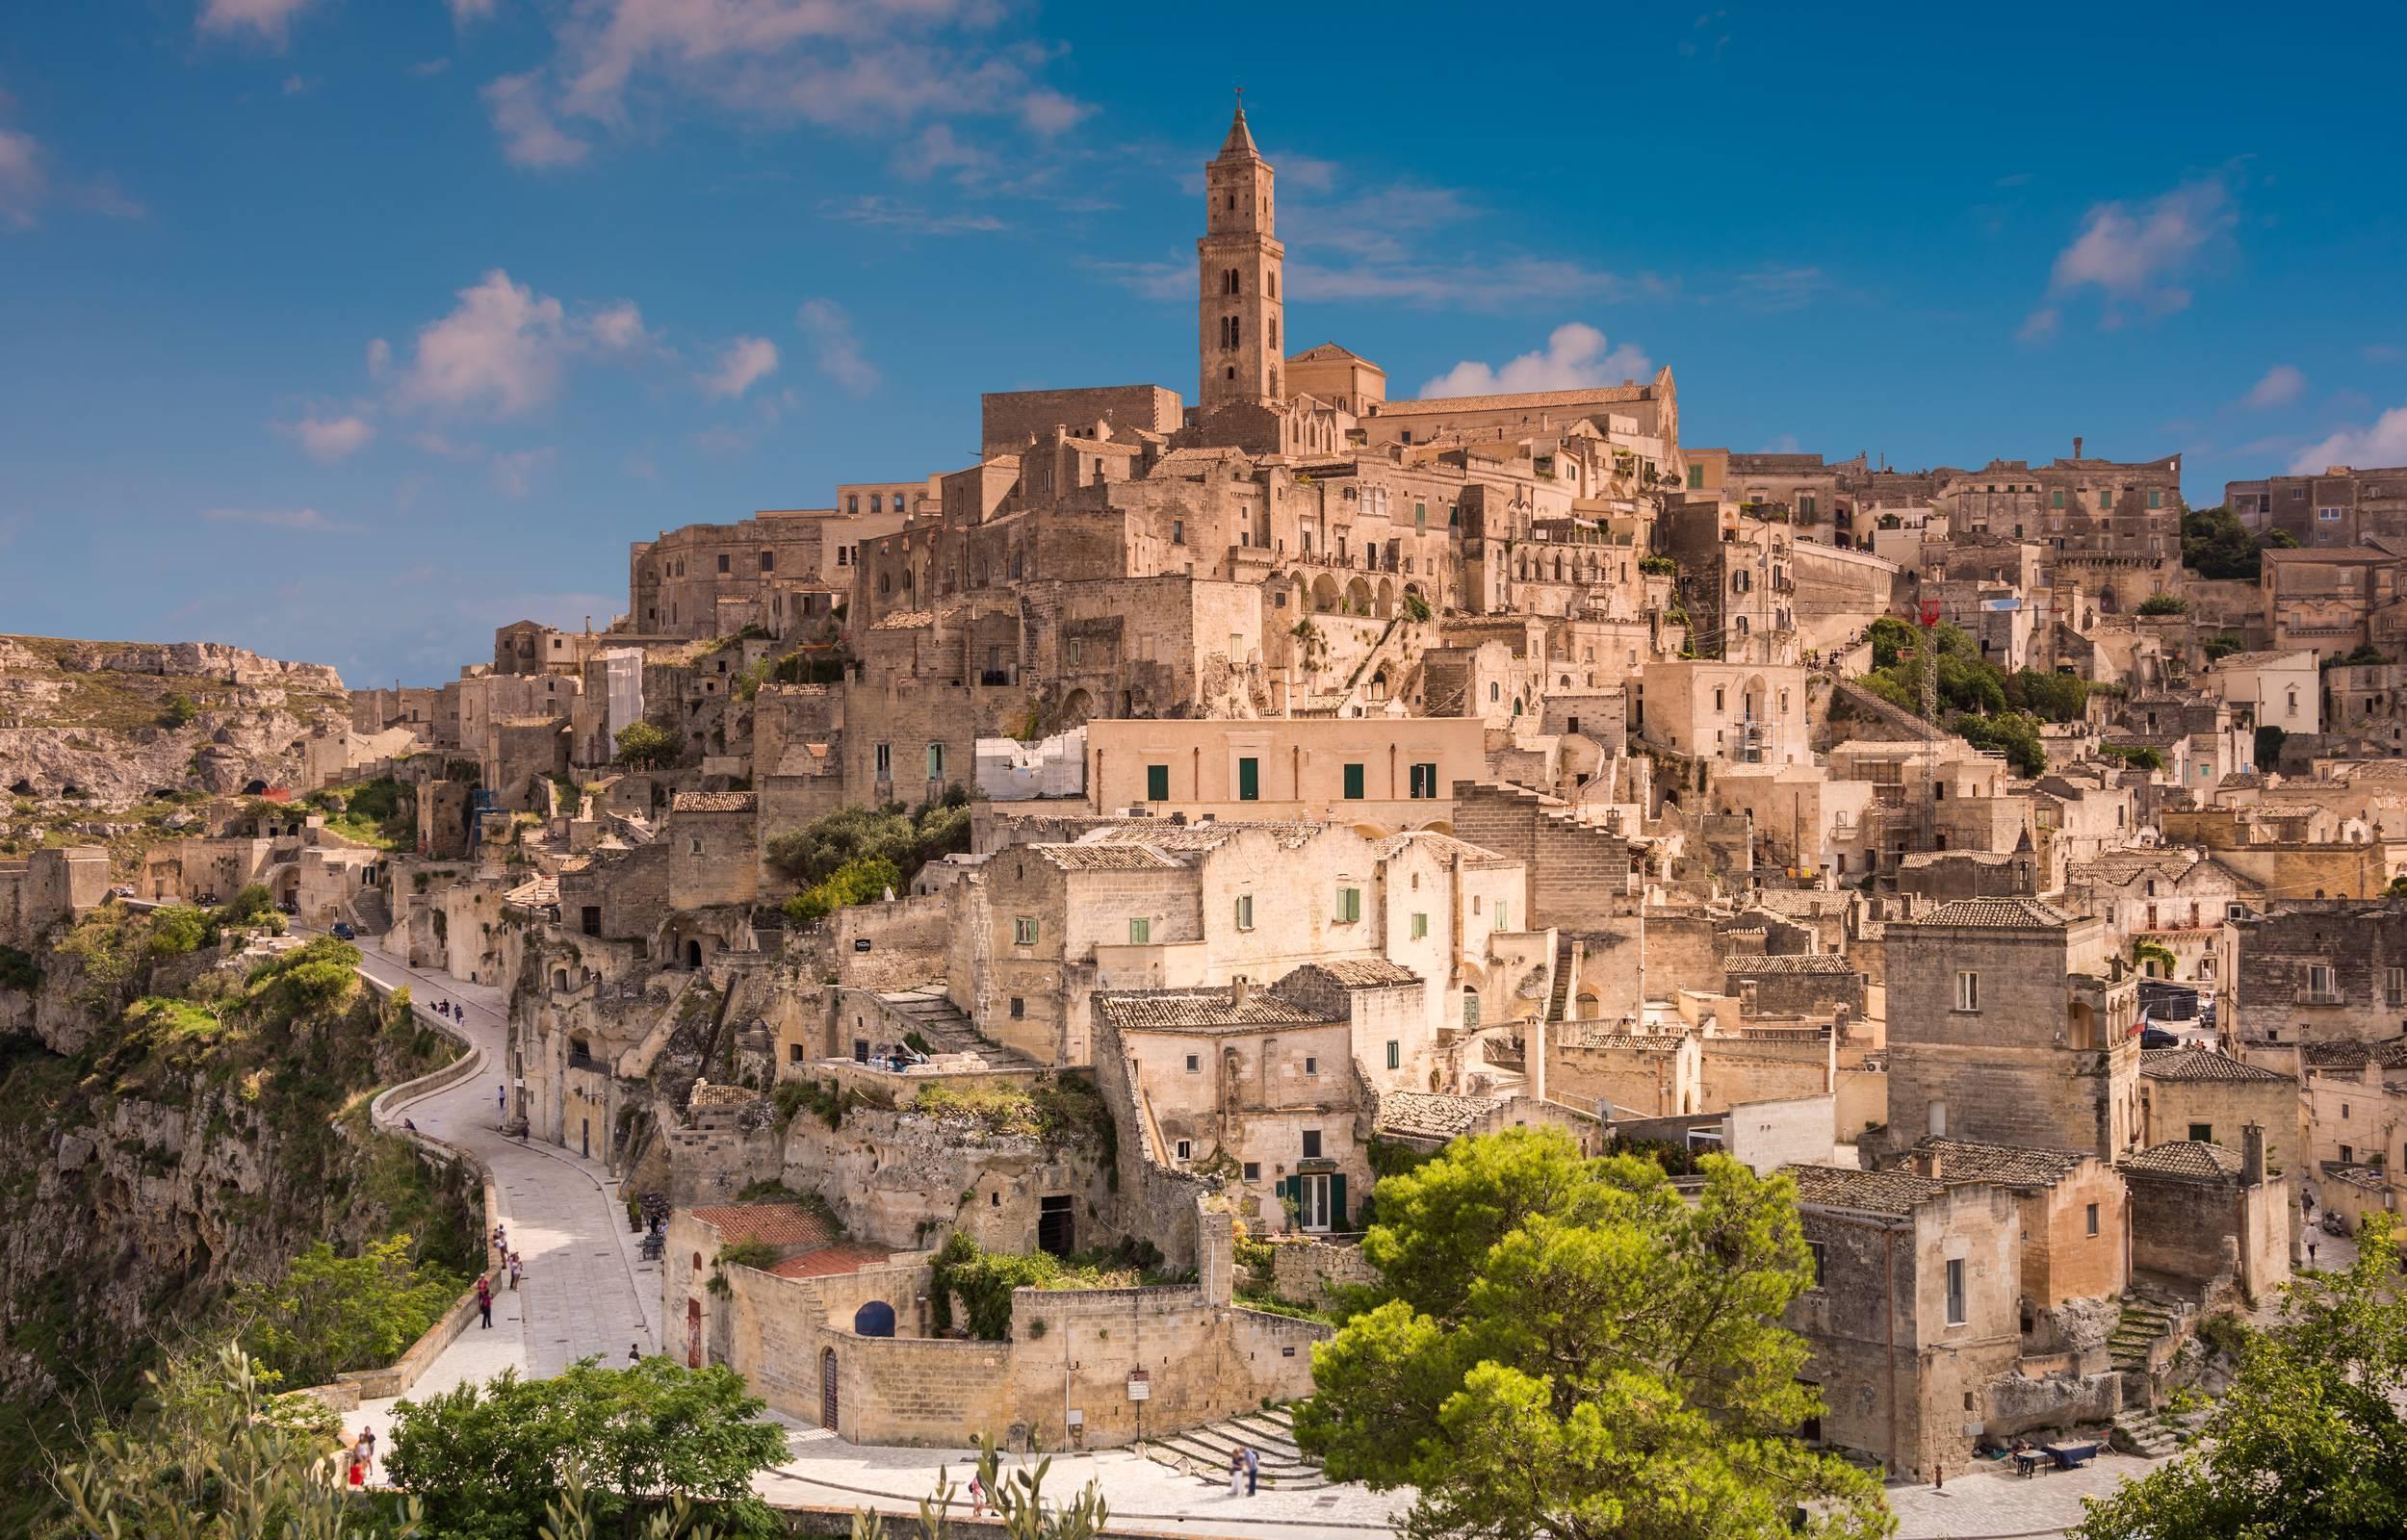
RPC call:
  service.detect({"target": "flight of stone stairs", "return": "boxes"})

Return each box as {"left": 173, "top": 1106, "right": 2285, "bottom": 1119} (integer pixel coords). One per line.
{"left": 2110, "top": 1409, "right": 2184, "bottom": 1458}
{"left": 1139, "top": 1406, "right": 1328, "bottom": 1491}
{"left": 2108, "top": 1294, "right": 2178, "bottom": 1375}
{"left": 350, "top": 886, "right": 392, "bottom": 936}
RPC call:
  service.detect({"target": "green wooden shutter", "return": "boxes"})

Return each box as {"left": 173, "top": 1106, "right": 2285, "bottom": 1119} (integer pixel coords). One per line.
{"left": 1342, "top": 762, "right": 1365, "bottom": 800}
{"left": 1237, "top": 757, "right": 1260, "bottom": 800}
{"left": 1329, "top": 1174, "right": 1348, "bottom": 1230}
{"left": 1147, "top": 763, "right": 1170, "bottom": 801}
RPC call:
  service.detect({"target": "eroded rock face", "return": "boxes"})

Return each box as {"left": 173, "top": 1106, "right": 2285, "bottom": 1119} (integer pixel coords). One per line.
{"left": 82, "top": 641, "right": 346, "bottom": 693}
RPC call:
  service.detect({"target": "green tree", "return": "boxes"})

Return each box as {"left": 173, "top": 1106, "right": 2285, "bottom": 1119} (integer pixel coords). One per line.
{"left": 223, "top": 883, "right": 276, "bottom": 923}
{"left": 2137, "top": 593, "right": 2188, "bottom": 616}
{"left": 613, "top": 721, "right": 681, "bottom": 771}
{"left": 160, "top": 692, "right": 198, "bottom": 729}
{"left": 230, "top": 1235, "right": 463, "bottom": 1388}
{"left": 2181, "top": 505, "right": 2268, "bottom": 580}
{"left": 2006, "top": 667, "right": 2091, "bottom": 723}
{"left": 1294, "top": 1127, "right": 1886, "bottom": 1540}
{"left": 48, "top": 1343, "right": 414, "bottom": 1540}
{"left": 1955, "top": 710, "right": 2049, "bottom": 777}
{"left": 145, "top": 905, "right": 212, "bottom": 957}
{"left": 1867, "top": 615, "right": 1916, "bottom": 670}
{"left": 385, "top": 1357, "right": 788, "bottom": 1540}
{"left": 2255, "top": 723, "right": 2287, "bottom": 772}
{"left": 2072, "top": 1214, "right": 2407, "bottom": 1540}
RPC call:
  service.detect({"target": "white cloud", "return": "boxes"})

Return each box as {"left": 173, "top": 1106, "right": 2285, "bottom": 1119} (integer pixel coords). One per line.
{"left": 2290, "top": 406, "right": 2407, "bottom": 475}
{"left": 280, "top": 412, "right": 375, "bottom": 461}
{"left": 393, "top": 270, "right": 568, "bottom": 418}
{"left": 893, "top": 122, "right": 990, "bottom": 181}
{"left": 797, "top": 297, "right": 878, "bottom": 396}
{"left": 484, "top": 72, "right": 591, "bottom": 168}
{"left": 1419, "top": 323, "right": 1652, "bottom": 398}
{"left": 823, "top": 194, "right": 1003, "bottom": 235}
{"left": 700, "top": 335, "right": 779, "bottom": 399}
{"left": 491, "top": 447, "right": 555, "bottom": 498}
{"left": 2035, "top": 174, "right": 2234, "bottom": 329}
{"left": 483, "top": 0, "right": 1086, "bottom": 169}
{"left": 366, "top": 337, "right": 392, "bottom": 377}
{"left": 196, "top": 0, "right": 318, "bottom": 45}
{"left": 203, "top": 506, "right": 352, "bottom": 532}
{"left": 2018, "top": 306, "right": 2061, "bottom": 344}
{"left": 2243, "top": 365, "right": 2306, "bottom": 410}
{"left": 0, "top": 128, "right": 42, "bottom": 230}
{"left": 584, "top": 299, "right": 649, "bottom": 351}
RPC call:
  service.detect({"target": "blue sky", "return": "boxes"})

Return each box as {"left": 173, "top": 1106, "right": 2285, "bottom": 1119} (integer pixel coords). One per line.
{"left": 4, "top": 1, "right": 2405, "bottom": 686}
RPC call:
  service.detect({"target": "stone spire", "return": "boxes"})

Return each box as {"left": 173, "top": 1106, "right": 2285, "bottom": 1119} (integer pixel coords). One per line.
{"left": 1220, "top": 99, "right": 1259, "bottom": 159}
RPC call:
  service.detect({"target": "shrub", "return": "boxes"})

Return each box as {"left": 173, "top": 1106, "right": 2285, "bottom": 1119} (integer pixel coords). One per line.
{"left": 159, "top": 692, "right": 197, "bottom": 729}
{"left": 612, "top": 721, "right": 679, "bottom": 770}
{"left": 1402, "top": 591, "right": 1433, "bottom": 622}
{"left": 145, "top": 906, "right": 212, "bottom": 958}
{"left": 2104, "top": 744, "right": 2167, "bottom": 772}
{"left": 0, "top": 944, "right": 41, "bottom": 992}
{"left": 230, "top": 1235, "right": 463, "bottom": 1386}
{"left": 222, "top": 884, "right": 275, "bottom": 924}
{"left": 1638, "top": 555, "right": 1676, "bottom": 577}
{"left": 2137, "top": 593, "right": 2188, "bottom": 616}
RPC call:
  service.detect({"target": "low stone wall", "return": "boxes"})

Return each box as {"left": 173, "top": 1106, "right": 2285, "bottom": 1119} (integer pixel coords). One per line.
{"left": 300, "top": 981, "right": 501, "bottom": 1413}
{"left": 1269, "top": 1238, "right": 1377, "bottom": 1307}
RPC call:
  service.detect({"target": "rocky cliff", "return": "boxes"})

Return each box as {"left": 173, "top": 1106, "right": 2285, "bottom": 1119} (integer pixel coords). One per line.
{"left": 0, "top": 633, "right": 352, "bottom": 809}
{"left": 0, "top": 906, "right": 473, "bottom": 1508}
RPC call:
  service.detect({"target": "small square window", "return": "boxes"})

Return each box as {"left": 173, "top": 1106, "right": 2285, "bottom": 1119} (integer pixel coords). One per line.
{"left": 1302, "top": 1130, "right": 1322, "bottom": 1159}
{"left": 1411, "top": 911, "right": 1428, "bottom": 939}
{"left": 1335, "top": 886, "right": 1361, "bottom": 924}
{"left": 1242, "top": 1162, "right": 1260, "bottom": 1181}
{"left": 1185, "top": 1053, "right": 1201, "bottom": 1073}
{"left": 1304, "top": 1055, "right": 1319, "bottom": 1076}
{"left": 1130, "top": 917, "right": 1151, "bottom": 944}
{"left": 1175, "top": 1139, "right": 1193, "bottom": 1162}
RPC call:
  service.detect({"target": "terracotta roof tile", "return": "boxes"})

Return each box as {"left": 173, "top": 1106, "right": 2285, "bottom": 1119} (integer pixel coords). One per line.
{"left": 1906, "top": 896, "right": 2074, "bottom": 929}
{"left": 1094, "top": 987, "right": 1336, "bottom": 1030}
{"left": 689, "top": 1203, "right": 841, "bottom": 1250}
{"left": 2140, "top": 1047, "right": 2290, "bottom": 1084}
{"left": 1294, "top": 958, "right": 1420, "bottom": 988}
{"left": 1033, "top": 843, "right": 1183, "bottom": 871}
{"left": 1722, "top": 953, "right": 1857, "bottom": 975}
{"left": 672, "top": 790, "right": 758, "bottom": 813}
{"left": 1377, "top": 1091, "right": 1492, "bottom": 1140}
{"left": 1915, "top": 1138, "right": 2089, "bottom": 1187}
{"left": 2119, "top": 1141, "right": 2244, "bottom": 1179}
{"left": 1785, "top": 1164, "right": 1944, "bottom": 1216}
{"left": 768, "top": 1242, "right": 895, "bottom": 1279}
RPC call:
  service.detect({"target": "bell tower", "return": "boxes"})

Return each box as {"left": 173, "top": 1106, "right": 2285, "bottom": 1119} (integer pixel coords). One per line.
{"left": 1197, "top": 98, "right": 1284, "bottom": 412}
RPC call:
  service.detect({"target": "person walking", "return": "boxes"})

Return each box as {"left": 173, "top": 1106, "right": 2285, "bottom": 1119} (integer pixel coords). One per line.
{"left": 1243, "top": 1443, "right": 1259, "bottom": 1496}
{"left": 355, "top": 1426, "right": 376, "bottom": 1482}
{"left": 628, "top": 1343, "right": 642, "bottom": 1366}
{"left": 968, "top": 1472, "right": 986, "bottom": 1519}
{"left": 508, "top": 1251, "right": 523, "bottom": 1291}
{"left": 476, "top": 1274, "right": 493, "bottom": 1328}
{"left": 1227, "top": 1450, "right": 1243, "bottom": 1497}
{"left": 347, "top": 1448, "right": 365, "bottom": 1490}
{"left": 497, "top": 1083, "right": 507, "bottom": 1124}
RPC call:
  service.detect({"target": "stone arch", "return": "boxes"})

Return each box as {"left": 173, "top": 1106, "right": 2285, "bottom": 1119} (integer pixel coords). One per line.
{"left": 1575, "top": 988, "right": 1600, "bottom": 1018}
{"left": 684, "top": 938, "right": 704, "bottom": 970}
{"left": 852, "top": 1300, "right": 896, "bottom": 1338}
{"left": 1344, "top": 576, "right": 1372, "bottom": 614}
{"left": 1368, "top": 670, "right": 1389, "bottom": 702}
{"left": 1057, "top": 687, "right": 1096, "bottom": 728}
{"left": 1376, "top": 578, "right": 1395, "bottom": 617}
{"left": 1310, "top": 573, "right": 1341, "bottom": 612}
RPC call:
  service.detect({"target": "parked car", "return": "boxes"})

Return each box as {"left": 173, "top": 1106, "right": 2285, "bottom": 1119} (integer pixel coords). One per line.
{"left": 108, "top": 885, "right": 136, "bottom": 900}
{"left": 330, "top": 921, "right": 355, "bottom": 940}
{"left": 2139, "top": 1027, "right": 2180, "bottom": 1050}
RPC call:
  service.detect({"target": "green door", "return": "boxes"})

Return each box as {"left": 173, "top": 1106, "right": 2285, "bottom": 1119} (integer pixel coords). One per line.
{"left": 1329, "top": 1173, "right": 1349, "bottom": 1230}
{"left": 1342, "top": 762, "right": 1365, "bottom": 800}
{"left": 1237, "top": 757, "right": 1260, "bottom": 801}
{"left": 1146, "top": 763, "right": 1170, "bottom": 802}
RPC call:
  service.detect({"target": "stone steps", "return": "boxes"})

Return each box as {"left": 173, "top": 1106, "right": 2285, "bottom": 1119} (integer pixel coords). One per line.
{"left": 2109, "top": 1296, "right": 2178, "bottom": 1373}
{"left": 2109, "top": 1413, "right": 2182, "bottom": 1459}
{"left": 1139, "top": 1407, "right": 1328, "bottom": 1491}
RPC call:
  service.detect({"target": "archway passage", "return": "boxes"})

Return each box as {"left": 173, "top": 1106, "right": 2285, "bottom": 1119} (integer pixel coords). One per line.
{"left": 1038, "top": 1194, "right": 1075, "bottom": 1256}
{"left": 685, "top": 938, "right": 703, "bottom": 970}
{"left": 852, "top": 1300, "right": 896, "bottom": 1338}
{"left": 1056, "top": 687, "right": 1095, "bottom": 728}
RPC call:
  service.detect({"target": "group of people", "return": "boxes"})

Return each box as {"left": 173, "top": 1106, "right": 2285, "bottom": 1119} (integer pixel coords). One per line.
{"left": 474, "top": 1222, "right": 523, "bottom": 1328}
{"left": 1226, "top": 1443, "right": 1261, "bottom": 1496}
{"left": 342, "top": 1424, "right": 377, "bottom": 1488}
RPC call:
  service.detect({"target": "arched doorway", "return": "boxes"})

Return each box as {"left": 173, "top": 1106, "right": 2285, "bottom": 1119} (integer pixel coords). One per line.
{"left": 819, "top": 1348, "right": 839, "bottom": 1429}
{"left": 1057, "top": 687, "right": 1095, "bottom": 728}
{"left": 852, "top": 1301, "right": 896, "bottom": 1338}
{"left": 1310, "top": 574, "right": 1340, "bottom": 612}
{"left": 684, "top": 938, "right": 703, "bottom": 970}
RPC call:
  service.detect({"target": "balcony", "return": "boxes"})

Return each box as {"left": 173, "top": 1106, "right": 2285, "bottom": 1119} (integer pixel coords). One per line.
{"left": 2294, "top": 988, "right": 2343, "bottom": 1007}
{"left": 566, "top": 1047, "right": 606, "bottom": 1073}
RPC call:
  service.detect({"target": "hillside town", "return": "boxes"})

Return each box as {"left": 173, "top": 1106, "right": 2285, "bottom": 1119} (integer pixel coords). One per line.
{"left": 8, "top": 105, "right": 2407, "bottom": 1539}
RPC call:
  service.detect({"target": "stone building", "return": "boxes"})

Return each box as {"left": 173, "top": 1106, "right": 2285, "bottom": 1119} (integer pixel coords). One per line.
{"left": 2297, "top": 1039, "right": 2407, "bottom": 1175}
{"left": 0, "top": 845, "right": 110, "bottom": 948}
{"left": 2136, "top": 1048, "right": 2298, "bottom": 1177}
{"left": 2225, "top": 464, "right": 2407, "bottom": 549}
{"left": 1082, "top": 715, "right": 1486, "bottom": 831}
{"left": 2116, "top": 1129, "right": 2291, "bottom": 1305}
{"left": 2221, "top": 899, "right": 2407, "bottom": 1065}
{"left": 1881, "top": 897, "right": 2141, "bottom": 1161}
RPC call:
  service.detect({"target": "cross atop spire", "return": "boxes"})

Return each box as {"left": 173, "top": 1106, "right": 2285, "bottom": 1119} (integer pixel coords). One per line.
{"left": 1219, "top": 92, "right": 1258, "bottom": 159}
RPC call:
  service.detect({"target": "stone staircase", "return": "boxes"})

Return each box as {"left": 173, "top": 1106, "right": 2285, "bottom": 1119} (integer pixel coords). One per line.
{"left": 350, "top": 886, "right": 392, "bottom": 936}
{"left": 2109, "top": 1294, "right": 2178, "bottom": 1375}
{"left": 1547, "top": 934, "right": 1578, "bottom": 1019}
{"left": 1139, "top": 1407, "right": 1328, "bottom": 1491}
{"left": 877, "top": 988, "right": 985, "bottom": 1054}
{"left": 2109, "top": 1409, "right": 2184, "bottom": 1459}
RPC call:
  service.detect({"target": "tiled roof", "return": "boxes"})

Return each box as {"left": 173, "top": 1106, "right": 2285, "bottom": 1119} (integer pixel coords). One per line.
{"left": 1377, "top": 1091, "right": 1492, "bottom": 1140}
{"left": 2300, "top": 1039, "right": 2407, "bottom": 1069}
{"left": 1033, "top": 843, "right": 1183, "bottom": 871}
{"left": 689, "top": 1203, "right": 841, "bottom": 1250}
{"left": 1722, "top": 953, "right": 1857, "bottom": 975}
{"left": 869, "top": 609, "right": 934, "bottom": 629}
{"left": 2141, "top": 1047, "right": 2289, "bottom": 1084}
{"left": 1785, "top": 1164, "right": 1944, "bottom": 1216}
{"left": 672, "top": 790, "right": 758, "bottom": 813}
{"left": 2204, "top": 648, "right": 2317, "bottom": 667}
{"left": 1907, "top": 896, "right": 2073, "bottom": 929}
{"left": 2323, "top": 1164, "right": 2388, "bottom": 1194}
{"left": 689, "top": 1082, "right": 761, "bottom": 1110}
{"left": 1094, "top": 987, "right": 1335, "bottom": 1030}
{"left": 1747, "top": 890, "right": 1849, "bottom": 916}
{"left": 1084, "top": 820, "right": 1326, "bottom": 852}
{"left": 768, "top": 1242, "right": 895, "bottom": 1279}
{"left": 1364, "top": 830, "right": 1514, "bottom": 866}
{"left": 504, "top": 875, "right": 559, "bottom": 907}
{"left": 1295, "top": 958, "right": 1420, "bottom": 988}
{"left": 2119, "top": 1141, "right": 2243, "bottom": 1179}
{"left": 1915, "top": 1138, "right": 2088, "bottom": 1187}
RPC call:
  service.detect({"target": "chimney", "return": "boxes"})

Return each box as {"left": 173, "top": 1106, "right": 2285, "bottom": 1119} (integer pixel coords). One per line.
{"left": 2241, "top": 1122, "right": 2265, "bottom": 1184}
{"left": 1229, "top": 977, "right": 1254, "bottom": 1010}
{"left": 1913, "top": 1146, "right": 1944, "bottom": 1181}
{"left": 2073, "top": 435, "right": 2084, "bottom": 461}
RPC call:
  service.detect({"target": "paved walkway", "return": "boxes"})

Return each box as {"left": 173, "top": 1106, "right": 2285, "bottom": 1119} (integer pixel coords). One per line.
{"left": 328, "top": 937, "right": 662, "bottom": 1459}
{"left": 1884, "top": 1452, "right": 2169, "bottom": 1539}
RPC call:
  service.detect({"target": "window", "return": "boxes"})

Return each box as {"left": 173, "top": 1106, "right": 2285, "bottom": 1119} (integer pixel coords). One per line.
{"left": 1234, "top": 893, "right": 1255, "bottom": 931}
{"left": 1013, "top": 915, "right": 1037, "bottom": 945}
{"left": 2318, "top": 505, "right": 2344, "bottom": 522}
{"left": 1386, "top": 1040, "right": 1401, "bottom": 1070}
{"left": 1304, "top": 1055, "right": 1319, "bottom": 1076}
{"left": 870, "top": 494, "right": 884, "bottom": 513}
{"left": 1415, "top": 502, "right": 1427, "bottom": 531}
{"left": 1806, "top": 1241, "right": 1825, "bottom": 1287}
{"left": 1302, "top": 1130, "right": 1322, "bottom": 1159}
{"left": 1409, "top": 761, "right": 1439, "bottom": 799}
{"left": 2386, "top": 966, "right": 2402, "bottom": 1006}
{"left": 2050, "top": 490, "right": 2064, "bottom": 509}
{"left": 1237, "top": 757, "right": 1260, "bottom": 801}
{"left": 1242, "top": 1162, "right": 1260, "bottom": 1181}
{"left": 1411, "top": 911, "right": 1428, "bottom": 939}
{"left": 2085, "top": 1202, "right": 2100, "bottom": 1237}
{"left": 1172, "top": 519, "right": 1185, "bottom": 545}
{"left": 926, "top": 743, "right": 945, "bottom": 779}
{"left": 2309, "top": 963, "right": 2335, "bottom": 998}
{"left": 1462, "top": 989, "right": 1482, "bottom": 1028}
{"left": 2099, "top": 490, "right": 2114, "bottom": 509}
{"left": 2189, "top": 1122, "right": 2213, "bottom": 1143}
{"left": 1714, "top": 686, "right": 1725, "bottom": 712}
{"left": 1945, "top": 1258, "right": 1967, "bottom": 1326}
{"left": 847, "top": 495, "right": 860, "bottom": 513}
{"left": 1175, "top": 1139, "right": 1193, "bottom": 1162}
{"left": 716, "top": 553, "right": 731, "bottom": 574}
{"left": 2147, "top": 490, "right": 2161, "bottom": 509}
{"left": 1129, "top": 918, "right": 1151, "bottom": 944}
{"left": 1494, "top": 899, "right": 1512, "bottom": 930}
{"left": 1185, "top": 1053, "right": 1201, "bottom": 1073}
{"left": 1688, "top": 464, "right": 1704, "bottom": 490}
{"left": 1342, "top": 762, "right": 1365, "bottom": 800}
{"left": 1009, "top": 996, "right": 1024, "bottom": 1018}
{"left": 874, "top": 742, "right": 892, "bottom": 777}
{"left": 1147, "top": 763, "right": 1170, "bottom": 802}
{"left": 1335, "top": 886, "right": 1361, "bottom": 924}
{"left": 1954, "top": 971, "right": 1980, "bottom": 1012}
{"left": 760, "top": 550, "right": 775, "bottom": 572}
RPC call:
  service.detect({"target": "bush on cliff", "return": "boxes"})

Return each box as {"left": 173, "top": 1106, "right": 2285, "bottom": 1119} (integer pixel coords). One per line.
{"left": 230, "top": 1234, "right": 464, "bottom": 1388}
